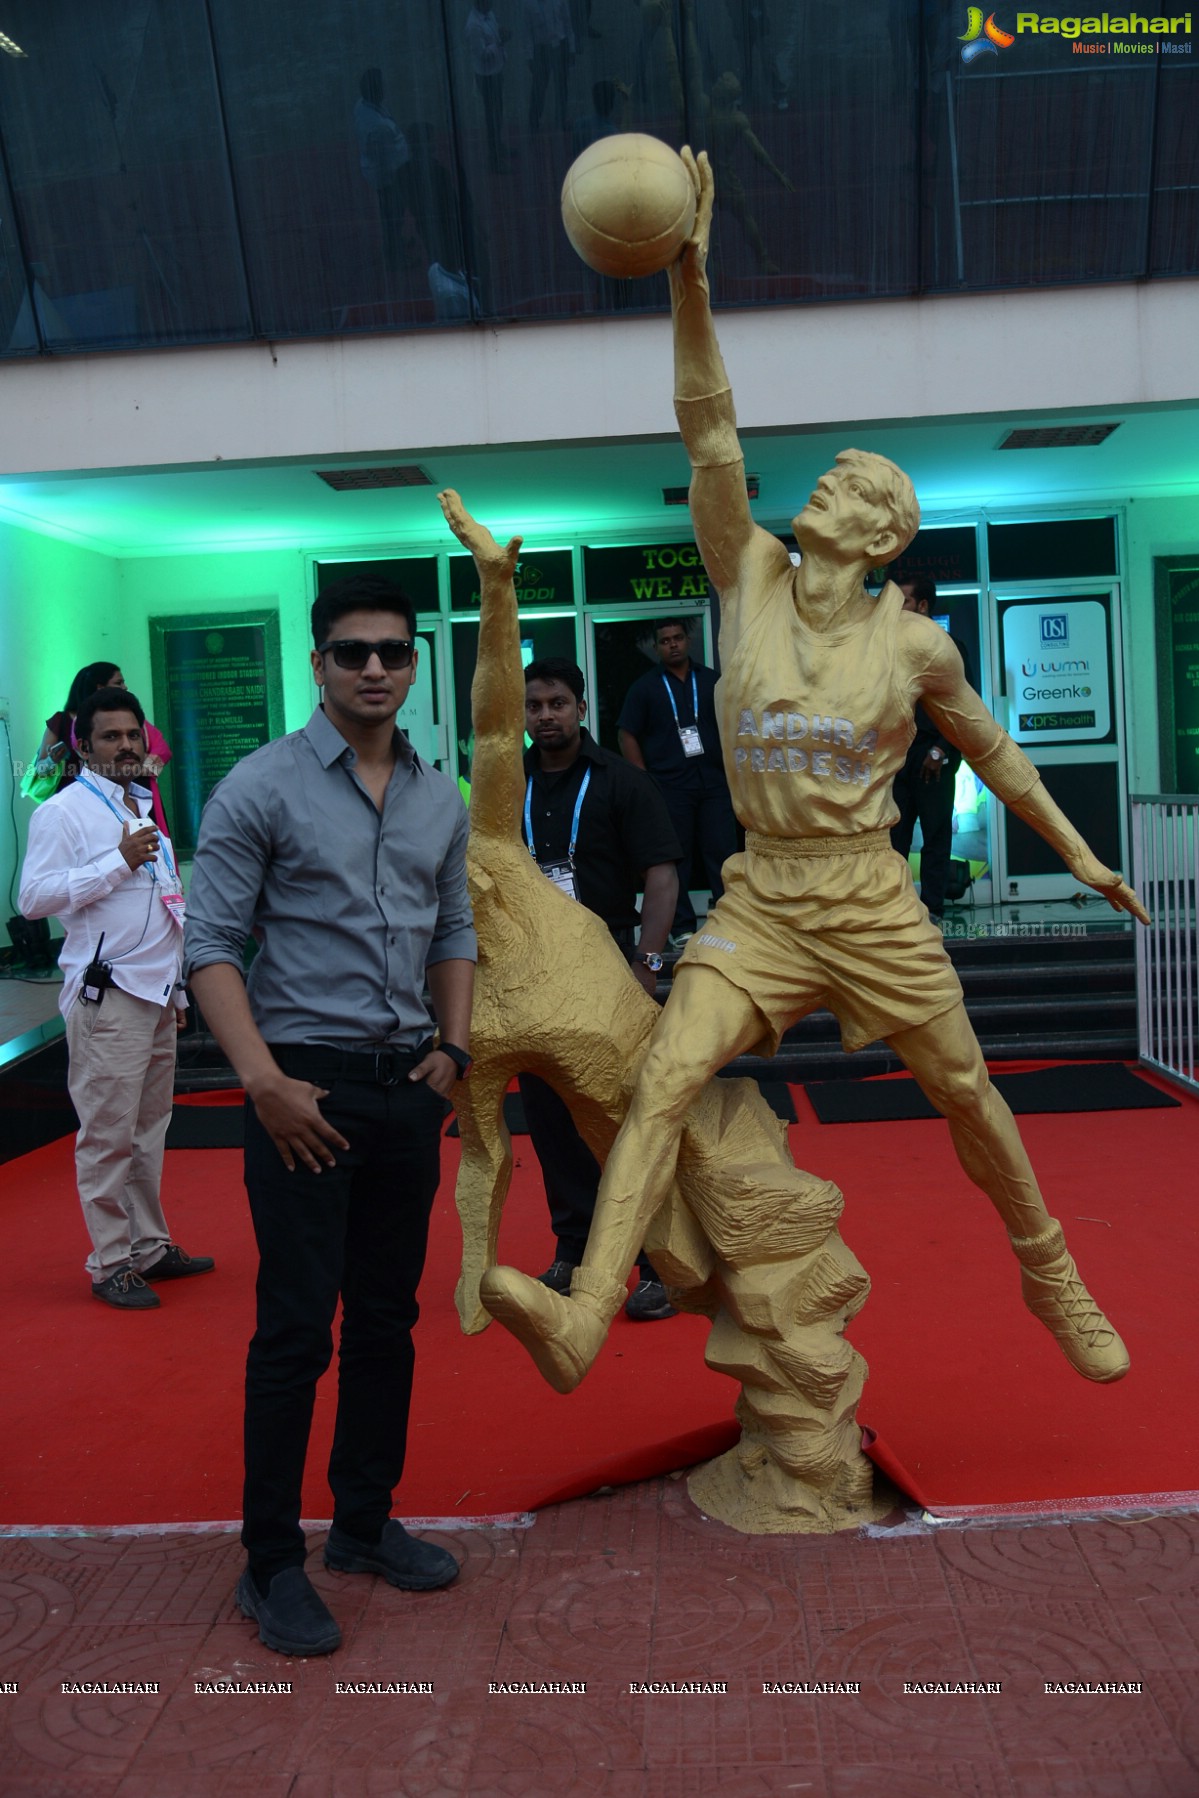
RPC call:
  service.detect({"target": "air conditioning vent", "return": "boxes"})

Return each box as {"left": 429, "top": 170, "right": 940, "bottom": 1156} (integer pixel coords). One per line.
{"left": 999, "top": 424, "right": 1120, "bottom": 450}
{"left": 315, "top": 466, "right": 433, "bottom": 491}
{"left": 663, "top": 474, "right": 759, "bottom": 505}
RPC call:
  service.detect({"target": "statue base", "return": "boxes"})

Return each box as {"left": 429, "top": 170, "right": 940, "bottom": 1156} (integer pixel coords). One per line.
{"left": 687, "top": 1438, "right": 897, "bottom": 1536}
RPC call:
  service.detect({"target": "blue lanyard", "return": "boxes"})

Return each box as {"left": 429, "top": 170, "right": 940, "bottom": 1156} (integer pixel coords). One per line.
{"left": 77, "top": 776, "right": 176, "bottom": 883}
{"left": 661, "top": 670, "right": 699, "bottom": 728}
{"left": 524, "top": 766, "right": 591, "bottom": 862}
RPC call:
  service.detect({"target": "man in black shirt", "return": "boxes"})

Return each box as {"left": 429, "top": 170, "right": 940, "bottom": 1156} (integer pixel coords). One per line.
{"left": 521, "top": 656, "right": 682, "bottom": 1320}
{"left": 617, "top": 617, "right": 737, "bottom": 947}
{"left": 889, "top": 576, "right": 976, "bottom": 924}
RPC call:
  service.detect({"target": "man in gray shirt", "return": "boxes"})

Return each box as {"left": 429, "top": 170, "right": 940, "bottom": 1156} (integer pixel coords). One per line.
{"left": 185, "top": 575, "right": 475, "bottom": 1659}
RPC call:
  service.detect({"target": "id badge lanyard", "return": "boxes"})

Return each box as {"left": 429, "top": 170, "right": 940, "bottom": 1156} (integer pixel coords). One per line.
{"left": 524, "top": 767, "right": 590, "bottom": 902}
{"left": 662, "top": 671, "right": 703, "bottom": 757}
{"left": 78, "top": 775, "right": 185, "bottom": 928}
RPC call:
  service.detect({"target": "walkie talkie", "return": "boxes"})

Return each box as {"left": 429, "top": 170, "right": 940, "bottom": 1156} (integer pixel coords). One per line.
{"left": 80, "top": 932, "right": 112, "bottom": 1006}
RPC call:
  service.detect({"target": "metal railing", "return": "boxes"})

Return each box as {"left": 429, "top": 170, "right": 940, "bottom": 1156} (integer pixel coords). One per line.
{"left": 1131, "top": 795, "right": 1199, "bottom": 1094}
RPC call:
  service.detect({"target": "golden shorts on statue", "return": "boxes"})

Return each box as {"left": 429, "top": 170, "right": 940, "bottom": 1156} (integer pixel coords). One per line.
{"left": 678, "top": 835, "right": 962, "bottom": 1056}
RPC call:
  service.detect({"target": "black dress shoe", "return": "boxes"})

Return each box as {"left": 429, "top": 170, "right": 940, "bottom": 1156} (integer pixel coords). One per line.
{"left": 91, "top": 1267, "right": 160, "bottom": 1310}
{"left": 537, "top": 1258, "right": 576, "bottom": 1294}
{"left": 325, "top": 1520, "right": 459, "bottom": 1590}
{"left": 236, "top": 1567, "right": 341, "bottom": 1657}
{"left": 142, "top": 1244, "right": 215, "bottom": 1280}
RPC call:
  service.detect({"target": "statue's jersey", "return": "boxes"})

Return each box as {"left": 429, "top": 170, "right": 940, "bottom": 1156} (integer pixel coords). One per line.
{"left": 717, "top": 579, "right": 914, "bottom": 838}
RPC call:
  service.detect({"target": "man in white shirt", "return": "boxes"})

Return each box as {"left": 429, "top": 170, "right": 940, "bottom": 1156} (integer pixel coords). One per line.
{"left": 19, "top": 686, "right": 213, "bottom": 1310}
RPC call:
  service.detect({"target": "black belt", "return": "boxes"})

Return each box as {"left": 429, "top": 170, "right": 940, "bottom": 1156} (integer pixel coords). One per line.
{"left": 267, "top": 1042, "right": 432, "bottom": 1088}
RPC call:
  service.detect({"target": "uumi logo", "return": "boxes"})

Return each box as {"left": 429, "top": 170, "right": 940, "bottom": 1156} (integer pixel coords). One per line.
{"left": 960, "top": 7, "right": 1016, "bottom": 59}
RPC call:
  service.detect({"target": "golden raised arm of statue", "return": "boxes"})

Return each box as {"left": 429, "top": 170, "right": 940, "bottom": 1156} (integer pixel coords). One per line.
{"left": 479, "top": 149, "right": 1148, "bottom": 1405}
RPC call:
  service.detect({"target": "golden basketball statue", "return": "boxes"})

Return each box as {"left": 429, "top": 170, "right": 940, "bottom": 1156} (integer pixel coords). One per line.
{"left": 441, "top": 486, "right": 896, "bottom": 1534}
{"left": 480, "top": 149, "right": 1149, "bottom": 1407}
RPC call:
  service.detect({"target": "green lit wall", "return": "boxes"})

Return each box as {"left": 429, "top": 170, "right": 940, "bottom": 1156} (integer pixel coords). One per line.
{"left": 1125, "top": 494, "right": 1199, "bottom": 794}
{"left": 118, "top": 548, "right": 315, "bottom": 736}
{"left": 0, "top": 519, "right": 121, "bottom": 934}
{"left": 7, "top": 484, "right": 1199, "bottom": 949}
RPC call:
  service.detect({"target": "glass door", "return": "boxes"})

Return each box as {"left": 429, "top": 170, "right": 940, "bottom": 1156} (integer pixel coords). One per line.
{"left": 583, "top": 607, "right": 716, "bottom": 755}
{"left": 584, "top": 604, "right": 717, "bottom": 925}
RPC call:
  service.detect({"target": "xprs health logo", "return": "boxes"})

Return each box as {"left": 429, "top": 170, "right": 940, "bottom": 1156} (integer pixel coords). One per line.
{"left": 959, "top": 7, "right": 1193, "bottom": 60}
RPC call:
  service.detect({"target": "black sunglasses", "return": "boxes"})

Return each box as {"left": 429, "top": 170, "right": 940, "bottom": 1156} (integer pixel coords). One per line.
{"left": 318, "top": 638, "right": 415, "bottom": 670}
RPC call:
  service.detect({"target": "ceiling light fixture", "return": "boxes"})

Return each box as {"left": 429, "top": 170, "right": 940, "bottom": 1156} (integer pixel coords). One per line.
{"left": 0, "top": 29, "right": 27, "bottom": 56}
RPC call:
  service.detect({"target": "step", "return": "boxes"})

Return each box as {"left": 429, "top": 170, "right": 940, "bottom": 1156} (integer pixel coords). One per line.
{"left": 953, "top": 957, "right": 1135, "bottom": 998}
{"left": 174, "top": 927, "right": 1143, "bottom": 1096}
{"left": 727, "top": 1028, "right": 1139, "bottom": 1087}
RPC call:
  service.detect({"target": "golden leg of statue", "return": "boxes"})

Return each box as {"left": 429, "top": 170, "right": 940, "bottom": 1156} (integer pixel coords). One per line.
{"left": 482, "top": 965, "right": 765, "bottom": 1391}
{"left": 888, "top": 1005, "right": 1128, "bottom": 1383}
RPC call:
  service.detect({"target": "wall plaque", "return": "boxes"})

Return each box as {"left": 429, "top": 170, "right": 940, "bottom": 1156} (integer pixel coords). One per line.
{"left": 150, "top": 609, "right": 284, "bottom": 860}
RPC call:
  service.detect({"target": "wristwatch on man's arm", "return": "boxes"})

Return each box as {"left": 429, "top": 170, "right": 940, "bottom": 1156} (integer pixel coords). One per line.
{"left": 437, "top": 1041, "right": 473, "bottom": 1080}
{"left": 633, "top": 951, "right": 664, "bottom": 973}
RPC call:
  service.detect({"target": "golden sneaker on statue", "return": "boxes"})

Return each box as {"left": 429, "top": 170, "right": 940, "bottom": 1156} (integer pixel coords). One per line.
{"left": 1012, "top": 1220, "right": 1130, "bottom": 1384}
{"left": 480, "top": 1265, "right": 623, "bottom": 1393}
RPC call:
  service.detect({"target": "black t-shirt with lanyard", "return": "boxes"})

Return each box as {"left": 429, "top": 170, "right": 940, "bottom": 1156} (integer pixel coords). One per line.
{"left": 616, "top": 661, "right": 724, "bottom": 790}
{"left": 521, "top": 730, "right": 682, "bottom": 937}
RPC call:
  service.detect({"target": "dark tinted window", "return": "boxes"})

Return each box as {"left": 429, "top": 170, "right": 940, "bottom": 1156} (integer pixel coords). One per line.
{"left": 988, "top": 518, "right": 1118, "bottom": 583}
{"left": 0, "top": 5, "right": 1193, "bottom": 357}
{"left": 315, "top": 556, "right": 440, "bottom": 611}
{"left": 1004, "top": 760, "right": 1121, "bottom": 875}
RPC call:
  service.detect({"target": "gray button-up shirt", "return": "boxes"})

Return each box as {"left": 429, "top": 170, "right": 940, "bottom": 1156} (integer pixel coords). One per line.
{"left": 183, "top": 707, "right": 475, "bottom": 1049}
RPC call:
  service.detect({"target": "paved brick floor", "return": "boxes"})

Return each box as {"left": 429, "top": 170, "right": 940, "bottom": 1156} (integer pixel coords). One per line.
{"left": 1, "top": 1479, "right": 1195, "bottom": 1796}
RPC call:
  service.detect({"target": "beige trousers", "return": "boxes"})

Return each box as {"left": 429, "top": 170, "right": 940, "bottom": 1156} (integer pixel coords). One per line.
{"left": 65, "top": 985, "right": 176, "bottom": 1280}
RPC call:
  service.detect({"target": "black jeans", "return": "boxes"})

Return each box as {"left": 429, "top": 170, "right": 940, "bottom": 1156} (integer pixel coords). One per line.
{"left": 241, "top": 1047, "right": 445, "bottom": 1584}
{"left": 891, "top": 747, "right": 959, "bottom": 918}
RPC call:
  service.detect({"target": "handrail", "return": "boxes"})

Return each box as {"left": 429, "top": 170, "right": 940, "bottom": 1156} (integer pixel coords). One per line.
{"left": 1130, "top": 795, "right": 1199, "bottom": 1095}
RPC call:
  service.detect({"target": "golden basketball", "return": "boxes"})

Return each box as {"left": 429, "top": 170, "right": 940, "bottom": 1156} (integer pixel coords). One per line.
{"left": 561, "top": 134, "right": 697, "bottom": 279}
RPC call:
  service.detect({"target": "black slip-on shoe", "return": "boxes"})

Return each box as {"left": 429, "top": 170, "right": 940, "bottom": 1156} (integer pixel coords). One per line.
{"left": 235, "top": 1567, "right": 341, "bottom": 1657}
{"left": 91, "top": 1267, "right": 160, "bottom": 1310}
{"left": 324, "top": 1520, "right": 459, "bottom": 1591}
{"left": 142, "top": 1244, "right": 215, "bottom": 1280}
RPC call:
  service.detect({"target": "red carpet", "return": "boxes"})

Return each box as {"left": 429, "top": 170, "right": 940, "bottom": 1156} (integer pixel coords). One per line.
{"left": 2, "top": 1063, "right": 1196, "bottom": 1526}
{"left": 809, "top": 1063, "right": 1199, "bottom": 1514}
{"left": 0, "top": 1123, "right": 735, "bottom": 1527}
